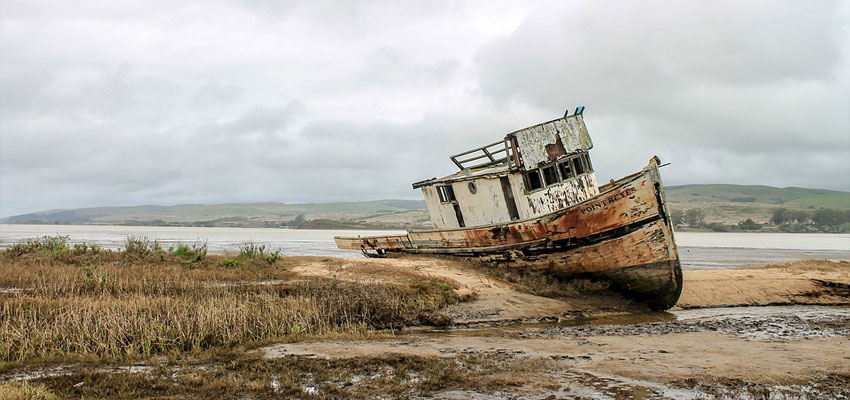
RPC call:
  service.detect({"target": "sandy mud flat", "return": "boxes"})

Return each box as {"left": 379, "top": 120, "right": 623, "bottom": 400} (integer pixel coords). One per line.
{"left": 252, "top": 258, "right": 850, "bottom": 398}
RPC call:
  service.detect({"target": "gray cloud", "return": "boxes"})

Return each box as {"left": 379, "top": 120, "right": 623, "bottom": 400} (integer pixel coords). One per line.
{"left": 1, "top": 0, "right": 848, "bottom": 217}
{"left": 475, "top": 0, "right": 849, "bottom": 188}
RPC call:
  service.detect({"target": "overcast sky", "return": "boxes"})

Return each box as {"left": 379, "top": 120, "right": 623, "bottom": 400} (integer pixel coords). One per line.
{"left": 1, "top": 0, "right": 848, "bottom": 217}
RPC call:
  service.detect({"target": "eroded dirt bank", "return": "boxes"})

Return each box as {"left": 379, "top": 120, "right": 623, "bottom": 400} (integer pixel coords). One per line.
{"left": 678, "top": 259, "right": 850, "bottom": 309}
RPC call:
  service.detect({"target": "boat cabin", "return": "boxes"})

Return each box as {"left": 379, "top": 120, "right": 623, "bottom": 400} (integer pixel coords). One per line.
{"left": 412, "top": 107, "right": 599, "bottom": 230}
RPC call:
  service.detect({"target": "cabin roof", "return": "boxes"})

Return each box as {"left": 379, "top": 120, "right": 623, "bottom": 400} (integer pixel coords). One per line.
{"left": 412, "top": 163, "right": 510, "bottom": 189}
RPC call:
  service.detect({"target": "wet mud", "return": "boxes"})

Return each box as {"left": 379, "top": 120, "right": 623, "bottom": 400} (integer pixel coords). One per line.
{"left": 260, "top": 305, "right": 850, "bottom": 399}
{"left": 525, "top": 305, "right": 850, "bottom": 341}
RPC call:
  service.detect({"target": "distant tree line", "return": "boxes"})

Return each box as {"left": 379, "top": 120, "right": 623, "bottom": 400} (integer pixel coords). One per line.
{"left": 770, "top": 208, "right": 850, "bottom": 233}
{"left": 671, "top": 209, "right": 706, "bottom": 229}
{"left": 279, "top": 214, "right": 308, "bottom": 228}
{"left": 670, "top": 207, "right": 850, "bottom": 233}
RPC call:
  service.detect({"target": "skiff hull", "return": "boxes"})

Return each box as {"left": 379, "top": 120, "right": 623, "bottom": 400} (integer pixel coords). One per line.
{"left": 335, "top": 158, "right": 683, "bottom": 310}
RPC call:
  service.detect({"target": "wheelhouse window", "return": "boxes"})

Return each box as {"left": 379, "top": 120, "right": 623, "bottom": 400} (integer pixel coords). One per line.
{"left": 558, "top": 161, "right": 573, "bottom": 181}
{"left": 572, "top": 156, "right": 586, "bottom": 175}
{"left": 524, "top": 152, "right": 594, "bottom": 193}
{"left": 437, "top": 185, "right": 456, "bottom": 203}
{"left": 524, "top": 170, "right": 543, "bottom": 191}
{"left": 542, "top": 165, "right": 559, "bottom": 186}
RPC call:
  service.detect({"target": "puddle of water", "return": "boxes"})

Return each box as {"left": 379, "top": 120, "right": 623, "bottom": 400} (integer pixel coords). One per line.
{"left": 524, "top": 305, "right": 850, "bottom": 342}
{"left": 3, "top": 364, "right": 153, "bottom": 383}
{"left": 671, "top": 304, "right": 849, "bottom": 321}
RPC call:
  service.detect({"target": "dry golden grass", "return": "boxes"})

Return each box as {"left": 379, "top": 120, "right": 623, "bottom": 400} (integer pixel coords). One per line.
{"left": 0, "top": 381, "right": 59, "bottom": 400}
{"left": 0, "top": 239, "right": 462, "bottom": 363}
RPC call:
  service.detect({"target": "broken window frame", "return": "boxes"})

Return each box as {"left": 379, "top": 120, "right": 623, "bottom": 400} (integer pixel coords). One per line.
{"left": 542, "top": 165, "right": 559, "bottom": 187}
{"left": 558, "top": 160, "right": 574, "bottom": 181}
{"left": 437, "top": 185, "right": 456, "bottom": 203}
{"left": 523, "top": 152, "right": 595, "bottom": 194}
{"left": 572, "top": 155, "right": 586, "bottom": 176}
{"left": 524, "top": 169, "right": 543, "bottom": 192}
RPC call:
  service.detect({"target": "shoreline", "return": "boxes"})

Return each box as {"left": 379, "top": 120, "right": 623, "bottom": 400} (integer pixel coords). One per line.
{"left": 5, "top": 220, "right": 850, "bottom": 233}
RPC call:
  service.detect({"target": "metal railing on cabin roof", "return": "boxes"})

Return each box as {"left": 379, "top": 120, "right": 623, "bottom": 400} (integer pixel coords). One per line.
{"left": 447, "top": 106, "right": 585, "bottom": 171}
{"left": 449, "top": 138, "right": 514, "bottom": 171}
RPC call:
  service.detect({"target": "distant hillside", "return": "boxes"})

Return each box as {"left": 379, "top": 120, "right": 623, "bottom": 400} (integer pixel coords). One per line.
{"left": 3, "top": 185, "right": 847, "bottom": 229}
{"left": 665, "top": 184, "right": 849, "bottom": 225}
{"left": 665, "top": 184, "right": 849, "bottom": 209}
{"left": 2, "top": 200, "right": 429, "bottom": 229}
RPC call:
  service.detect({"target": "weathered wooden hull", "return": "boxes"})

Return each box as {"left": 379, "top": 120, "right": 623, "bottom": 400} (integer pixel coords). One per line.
{"left": 335, "top": 158, "right": 683, "bottom": 310}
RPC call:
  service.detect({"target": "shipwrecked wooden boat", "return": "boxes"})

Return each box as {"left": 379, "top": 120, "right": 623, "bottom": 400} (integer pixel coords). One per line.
{"left": 335, "top": 107, "right": 683, "bottom": 310}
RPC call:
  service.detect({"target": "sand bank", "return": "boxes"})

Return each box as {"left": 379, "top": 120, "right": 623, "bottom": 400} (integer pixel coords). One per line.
{"left": 293, "top": 257, "right": 850, "bottom": 323}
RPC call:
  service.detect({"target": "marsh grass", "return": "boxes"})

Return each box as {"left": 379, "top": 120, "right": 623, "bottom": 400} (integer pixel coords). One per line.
{"left": 0, "top": 381, "right": 59, "bottom": 400}
{"left": 0, "top": 237, "right": 461, "bottom": 363}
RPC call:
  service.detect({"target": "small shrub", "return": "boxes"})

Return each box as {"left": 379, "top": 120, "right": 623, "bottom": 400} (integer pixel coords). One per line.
{"left": 6, "top": 242, "right": 32, "bottom": 258}
{"left": 124, "top": 236, "right": 170, "bottom": 261}
{"left": 238, "top": 242, "right": 266, "bottom": 258}
{"left": 238, "top": 242, "right": 283, "bottom": 265}
{"left": 71, "top": 242, "right": 101, "bottom": 256}
{"left": 72, "top": 243, "right": 88, "bottom": 255}
{"left": 706, "top": 222, "right": 731, "bottom": 232}
{"left": 738, "top": 218, "right": 762, "bottom": 231}
{"left": 171, "top": 242, "right": 207, "bottom": 264}
{"left": 219, "top": 258, "right": 238, "bottom": 268}
{"left": 124, "top": 236, "right": 153, "bottom": 257}
{"left": 263, "top": 250, "right": 282, "bottom": 264}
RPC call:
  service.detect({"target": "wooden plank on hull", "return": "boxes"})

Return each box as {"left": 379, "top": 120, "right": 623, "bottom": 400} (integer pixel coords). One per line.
{"left": 518, "top": 219, "right": 673, "bottom": 275}
{"left": 334, "top": 234, "right": 410, "bottom": 250}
